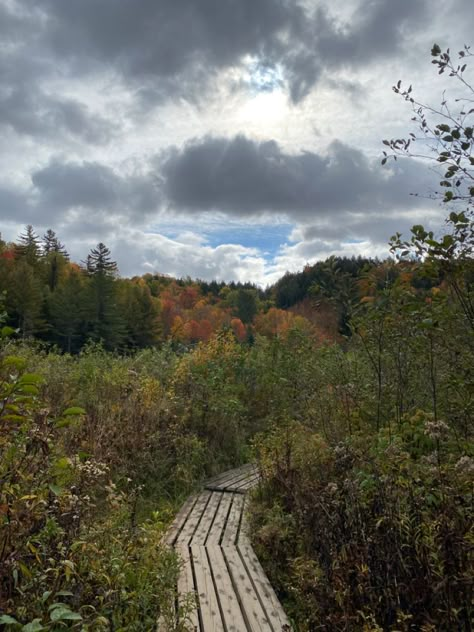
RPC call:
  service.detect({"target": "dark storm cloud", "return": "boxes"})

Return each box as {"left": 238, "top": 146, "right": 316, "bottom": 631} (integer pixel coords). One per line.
{"left": 5, "top": 131, "right": 435, "bottom": 234}
{"left": 161, "top": 135, "right": 324, "bottom": 214}
{"left": 313, "top": 0, "right": 427, "bottom": 65}
{"left": 0, "top": 5, "right": 117, "bottom": 145}
{"left": 0, "top": 187, "right": 33, "bottom": 223}
{"left": 32, "top": 161, "right": 122, "bottom": 209}
{"left": 30, "top": 160, "right": 160, "bottom": 219}
{"left": 298, "top": 211, "right": 443, "bottom": 247}
{"left": 160, "top": 135, "right": 435, "bottom": 219}
{"left": 2, "top": 0, "right": 431, "bottom": 119}
{"left": 283, "top": 0, "right": 429, "bottom": 101}
{"left": 0, "top": 87, "right": 116, "bottom": 144}
{"left": 0, "top": 1, "right": 40, "bottom": 42}
{"left": 42, "top": 0, "right": 294, "bottom": 76}
{"left": 0, "top": 23, "right": 117, "bottom": 145}
{"left": 42, "top": 0, "right": 429, "bottom": 98}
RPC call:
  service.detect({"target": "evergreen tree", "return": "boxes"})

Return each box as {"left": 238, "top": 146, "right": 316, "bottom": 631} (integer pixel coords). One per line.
{"left": 236, "top": 288, "right": 258, "bottom": 324}
{"left": 274, "top": 272, "right": 304, "bottom": 308}
{"left": 118, "top": 280, "right": 161, "bottom": 348}
{"left": 84, "top": 254, "right": 94, "bottom": 275}
{"left": 42, "top": 229, "right": 69, "bottom": 291}
{"left": 15, "top": 225, "right": 41, "bottom": 266}
{"left": 5, "top": 260, "right": 45, "bottom": 336}
{"left": 309, "top": 257, "right": 360, "bottom": 336}
{"left": 86, "top": 243, "right": 118, "bottom": 276}
{"left": 43, "top": 251, "right": 69, "bottom": 292}
{"left": 83, "top": 243, "right": 124, "bottom": 349}
{"left": 42, "top": 229, "right": 69, "bottom": 258}
{"left": 49, "top": 267, "right": 85, "bottom": 353}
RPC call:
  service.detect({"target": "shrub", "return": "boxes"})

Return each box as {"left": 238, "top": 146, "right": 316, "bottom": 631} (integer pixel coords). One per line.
{"left": 251, "top": 420, "right": 474, "bottom": 631}
{"left": 0, "top": 351, "right": 179, "bottom": 630}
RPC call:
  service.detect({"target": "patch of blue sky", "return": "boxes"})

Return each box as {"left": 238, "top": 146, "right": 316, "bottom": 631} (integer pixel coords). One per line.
{"left": 205, "top": 223, "right": 294, "bottom": 256}
{"left": 247, "top": 60, "right": 284, "bottom": 94}
{"left": 148, "top": 220, "right": 294, "bottom": 258}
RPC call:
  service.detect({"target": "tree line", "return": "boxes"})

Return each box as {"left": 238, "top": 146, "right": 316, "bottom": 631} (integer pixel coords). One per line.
{"left": 2, "top": 225, "right": 406, "bottom": 353}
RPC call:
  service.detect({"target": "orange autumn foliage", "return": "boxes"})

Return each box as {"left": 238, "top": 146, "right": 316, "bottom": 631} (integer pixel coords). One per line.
{"left": 231, "top": 318, "right": 246, "bottom": 342}
{"left": 255, "top": 307, "right": 312, "bottom": 339}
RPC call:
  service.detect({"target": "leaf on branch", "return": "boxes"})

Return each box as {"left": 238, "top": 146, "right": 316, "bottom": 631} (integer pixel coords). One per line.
{"left": 0, "top": 615, "right": 20, "bottom": 625}
{"left": 63, "top": 406, "right": 86, "bottom": 416}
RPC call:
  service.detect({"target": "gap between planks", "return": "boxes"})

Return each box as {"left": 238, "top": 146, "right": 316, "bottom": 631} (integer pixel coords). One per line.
{"left": 159, "top": 466, "right": 291, "bottom": 632}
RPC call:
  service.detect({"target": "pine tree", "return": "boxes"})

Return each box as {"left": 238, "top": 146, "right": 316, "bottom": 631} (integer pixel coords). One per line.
{"left": 118, "top": 280, "right": 161, "bottom": 348}
{"left": 236, "top": 289, "right": 258, "bottom": 324}
{"left": 42, "top": 229, "right": 69, "bottom": 258}
{"left": 86, "top": 243, "right": 118, "bottom": 276}
{"left": 42, "top": 230, "right": 69, "bottom": 291}
{"left": 49, "top": 267, "right": 85, "bottom": 353}
{"left": 15, "top": 225, "right": 41, "bottom": 266}
{"left": 5, "top": 260, "right": 45, "bottom": 336}
{"left": 83, "top": 243, "right": 124, "bottom": 349}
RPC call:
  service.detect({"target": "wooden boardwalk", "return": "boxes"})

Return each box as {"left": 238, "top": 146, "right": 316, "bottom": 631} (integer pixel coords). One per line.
{"left": 160, "top": 464, "right": 291, "bottom": 631}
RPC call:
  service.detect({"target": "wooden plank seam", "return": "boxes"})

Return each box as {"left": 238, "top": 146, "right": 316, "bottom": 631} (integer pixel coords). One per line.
{"left": 158, "top": 465, "right": 292, "bottom": 632}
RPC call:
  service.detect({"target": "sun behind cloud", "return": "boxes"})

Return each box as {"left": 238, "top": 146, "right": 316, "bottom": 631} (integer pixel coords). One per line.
{"left": 238, "top": 89, "right": 288, "bottom": 130}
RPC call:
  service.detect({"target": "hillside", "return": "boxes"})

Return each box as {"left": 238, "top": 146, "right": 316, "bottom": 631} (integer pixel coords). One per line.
{"left": 0, "top": 228, "right": 442, "bottom": 352}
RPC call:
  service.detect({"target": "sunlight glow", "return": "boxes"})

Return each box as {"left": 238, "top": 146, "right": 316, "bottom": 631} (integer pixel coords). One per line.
{"left": 237, "top": 89, "right": 288, "bottom": 129}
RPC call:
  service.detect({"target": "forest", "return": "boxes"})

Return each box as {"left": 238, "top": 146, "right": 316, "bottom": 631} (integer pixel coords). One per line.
{"left": 0, "top": 226, "right": 376, "bottom": 352}
{"left": 0, "top": 46, "right": 473, "bottom": 631}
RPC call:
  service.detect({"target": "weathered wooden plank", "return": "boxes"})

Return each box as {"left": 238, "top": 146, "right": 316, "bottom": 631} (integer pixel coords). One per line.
{"left": 233, "top": 472, "right": 260, "bottom": 491}
{"left": 219, "top": 468, "right": 258, "bottom": 490}
{"left": 205, "top": 464, "right": 254, "bottom": 489}
{"left": 206, "top": 463, "right": 253, "bottom": 485}
{"left": 224, "top": 473, "right": 260, "bottom": 494}
{"left": 192, "top": 492, "right": 222, "bottom": 546}
{"left": 237, "top": 499, "right": 292, "bottom": 631}
{"left": 239, "top": 537, "right": 291, "bottom": 631}
{"left": 223, "top": 546, "right": 273, "bottom": 632}
{"left": 165, "top": 465, "right": 292, "bottom": 632}
{"left": 207, "top": 493, "right": 232, "bottom": 545}
{"left": 206, "top": 545, "right": 248, "bottom": 632}
{"left": 176, "top": 544, "right": 200, "bottom": 631}
{"left": 176, "top": 491, "right": 212, "bottom": 547}
{"left": 221, "top": 494, "right": 244, "bottom": 547}
{"left": 205, "top": 465, "right": 249, "bottom": 487}
{"left": 165, "top": 494, "right": 199, "bottom": 546}
{"left": 191, "top": 545, "right": 225, "bottom": 631}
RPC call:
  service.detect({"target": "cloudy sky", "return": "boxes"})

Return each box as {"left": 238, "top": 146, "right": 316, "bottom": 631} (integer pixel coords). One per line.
{"left": 1, "top": 0, "right": 473, "bottom": 284}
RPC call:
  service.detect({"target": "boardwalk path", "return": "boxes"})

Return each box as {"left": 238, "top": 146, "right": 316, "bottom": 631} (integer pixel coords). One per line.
{"left": 160, "top": 464, "right": 292, "bottom": 631}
